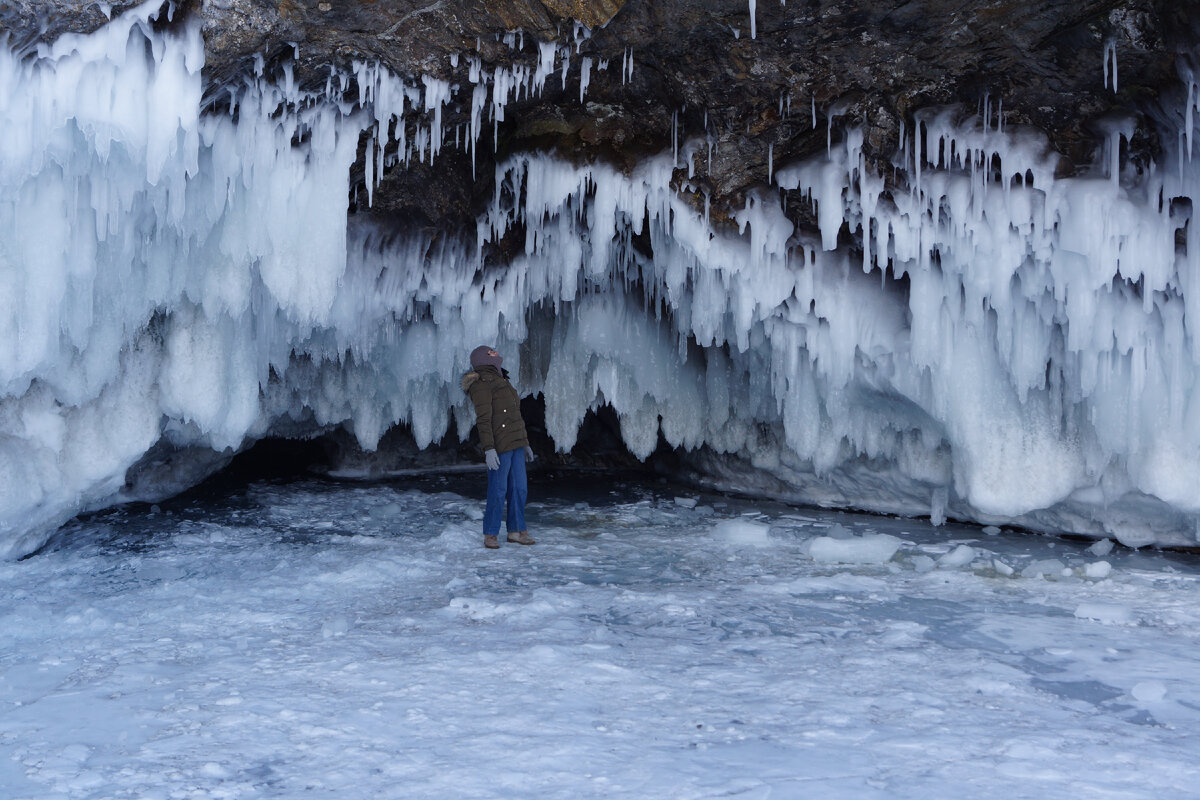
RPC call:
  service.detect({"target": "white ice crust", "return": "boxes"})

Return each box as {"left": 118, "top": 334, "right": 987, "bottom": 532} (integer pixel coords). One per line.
{"left": 2, "top": 3, "right": 1200, "bottom": 555}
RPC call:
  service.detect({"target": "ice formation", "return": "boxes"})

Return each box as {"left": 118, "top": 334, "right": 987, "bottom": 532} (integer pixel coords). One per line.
{"left": 2, "top": 2, "right": 1200, "bottom": 557}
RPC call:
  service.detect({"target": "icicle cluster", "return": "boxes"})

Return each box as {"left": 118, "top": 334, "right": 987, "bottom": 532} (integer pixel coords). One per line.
{"left": 1, "top": 2, "right": 1199, "bottom": 557}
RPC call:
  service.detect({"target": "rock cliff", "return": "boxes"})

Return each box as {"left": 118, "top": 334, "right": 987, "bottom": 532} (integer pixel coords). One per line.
{"left": 4, "top": 0, "right": 1190, "bottom": 237}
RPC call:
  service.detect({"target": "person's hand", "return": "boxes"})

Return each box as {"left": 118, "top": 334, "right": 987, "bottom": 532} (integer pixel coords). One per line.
{"left": 524, "top": 445, "right": 535, "bottom": 463}
{"left": 485, "top": 449, "right": 500, "bottom": 470}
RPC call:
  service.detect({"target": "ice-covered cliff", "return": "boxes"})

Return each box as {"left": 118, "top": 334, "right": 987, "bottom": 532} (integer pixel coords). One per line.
{"left": 1, "top": 1, "right": 1199, "bottom": 556}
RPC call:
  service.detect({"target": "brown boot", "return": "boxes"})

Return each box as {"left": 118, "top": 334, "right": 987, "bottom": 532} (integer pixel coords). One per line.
{"left": 484, "top": 535, "right": 499, "bottom": 549}
{"left": 507, "top": 530, "right": 535, "bottom": 545}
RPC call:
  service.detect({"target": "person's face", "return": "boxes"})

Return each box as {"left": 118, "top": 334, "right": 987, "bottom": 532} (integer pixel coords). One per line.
{"left": 488, "top": 349, "right": 499, "bottom": 359}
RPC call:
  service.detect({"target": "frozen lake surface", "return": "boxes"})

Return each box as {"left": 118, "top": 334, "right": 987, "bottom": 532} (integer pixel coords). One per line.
{"left": 3, "top": 471, "right": 1200, "bottom": 799}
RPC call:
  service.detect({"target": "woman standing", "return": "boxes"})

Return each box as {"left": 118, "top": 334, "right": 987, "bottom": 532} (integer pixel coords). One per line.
{"left": 461, "top": 345, "right": 536, "bottom": 549}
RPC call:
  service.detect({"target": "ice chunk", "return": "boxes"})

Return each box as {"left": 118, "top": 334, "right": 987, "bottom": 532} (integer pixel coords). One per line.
{"left": 930, "top": 489, "right": 948, "bottom": 527}
{"left": 369, "top": 502, "right": 404, "bottom": 519}
{"left": 321, "top": 615, "right": 350, "bottom": 638}
{"left": 1073, "top": 602, "right": 1134, "bottom": 625}
{"left": 1131, "top": 680, "right": 1166, "bottom": 703}
{"left": 674, "top": 496, "right": 698, "bottom": 509}
{"left": 938, "top": 544, "right": 977, "bottom": 568}
{"left": 713, "top": 519, "right": 772, "bottom": 547}
{"left": 1021, "top": 559, "right": 1066, "bottom": 579}
{"left": 826, "top": 523, "right": 854, "bottom": 540}
{"left": 1088, "top": 539, "right": 1115, "bottom": 557}
{"left": 1084, "top": 561, "right": 1112, "bottom": 580}
{"left": 808, "top": 533, "right": 901, "bottom": 564}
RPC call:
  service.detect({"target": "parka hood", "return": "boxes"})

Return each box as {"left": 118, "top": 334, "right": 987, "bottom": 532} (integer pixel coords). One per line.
{"left": 461, "top": 364, "right": 505, "bottom": 393}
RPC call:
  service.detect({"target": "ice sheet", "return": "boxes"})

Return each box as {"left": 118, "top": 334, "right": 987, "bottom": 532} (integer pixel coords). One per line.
{"left": 2, "top": 477, "right": 1199, "bottom": 798}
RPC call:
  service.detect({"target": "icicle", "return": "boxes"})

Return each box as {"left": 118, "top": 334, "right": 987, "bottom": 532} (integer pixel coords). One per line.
{"left": 572, "top": 21, "right": 591, "bottom": 54}
{"left": 534, "top": 41, "right": 556, "bottom": 94}
{"left": 1111, "top": 42, "right": 1118, "bottom": 93}
{"left": 580, "top": 56, "right": 592, "bottom": 103}
{"left": 470, "top": 82, "right": 487, "bottom": 179}
{"left": 1187, "top": 81, "right": 1195, "bottom": 160}
{"left": 364, "top": 133, "right": 375, "bottom": 206}
{"left": 768, "top": 142, "right": 774, "bottom": 184}
{"left": 914, "top": 118, "right": 922, "bottom": 195}
{"left": 421, "top": 75, "right": 450, "bottom": 162}
{"left": 811, "top": 96, "right": 816, "bottom": 129}
{"left": 749, "top": 0, "right": 757, "bottom": 39}
{"left": 1099, "top": 116, "right": 1135, "bottom": 186}
{"left": 1104, "top": 40, "right": 1119, "bottom": 93}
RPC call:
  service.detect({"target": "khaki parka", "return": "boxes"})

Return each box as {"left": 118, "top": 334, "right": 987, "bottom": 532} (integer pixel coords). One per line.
{"left": 461, "top": 365, "right": 530, "bottom": 454}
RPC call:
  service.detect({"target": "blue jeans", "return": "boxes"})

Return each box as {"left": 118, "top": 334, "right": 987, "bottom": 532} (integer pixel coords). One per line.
{"left": 484, "top": 448, "right": 527, "bottom": 537}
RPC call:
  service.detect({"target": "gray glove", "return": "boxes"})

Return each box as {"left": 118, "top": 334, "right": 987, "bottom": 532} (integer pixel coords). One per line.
{"left": 485, "top": 448, "right": 500, "bottom": 470}
{"left": 524, "top": 445, "right": 535, "bottom": 463}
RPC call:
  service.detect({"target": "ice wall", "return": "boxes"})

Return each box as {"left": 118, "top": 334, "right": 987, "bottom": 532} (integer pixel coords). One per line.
{"left": 2, "top": 2, "right": 1199, "bottom": 557}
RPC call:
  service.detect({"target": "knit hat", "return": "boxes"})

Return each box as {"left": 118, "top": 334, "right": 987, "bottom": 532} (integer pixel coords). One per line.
{"left": 470, "top": 345, "right": 503, "bottom": 369}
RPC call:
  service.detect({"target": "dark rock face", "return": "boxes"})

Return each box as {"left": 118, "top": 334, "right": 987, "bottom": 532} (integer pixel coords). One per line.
{"left": 0, "top": 1, "right": 143, "bottom": 48}
{"left": 4, "top": 0, "right": 1195, "bottom": 251}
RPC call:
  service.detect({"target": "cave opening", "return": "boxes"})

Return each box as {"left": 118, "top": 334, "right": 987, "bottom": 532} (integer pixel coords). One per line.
{"left": 150, "top": 393, "right": 688, "bottom": 513}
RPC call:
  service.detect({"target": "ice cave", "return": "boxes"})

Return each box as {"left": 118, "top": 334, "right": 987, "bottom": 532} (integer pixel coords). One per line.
{"left": 2, "top": 0, "right": 1199, "bottom": 557}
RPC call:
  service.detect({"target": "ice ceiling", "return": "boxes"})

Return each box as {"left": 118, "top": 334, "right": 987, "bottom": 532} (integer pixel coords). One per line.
{"left": 1, "top": 1, "right": 1199, "bottom": 557}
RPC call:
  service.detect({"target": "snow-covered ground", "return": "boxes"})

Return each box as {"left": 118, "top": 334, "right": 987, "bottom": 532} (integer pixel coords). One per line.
{"left": 3, "top": 472, "right": 1200, "bottom": 799}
